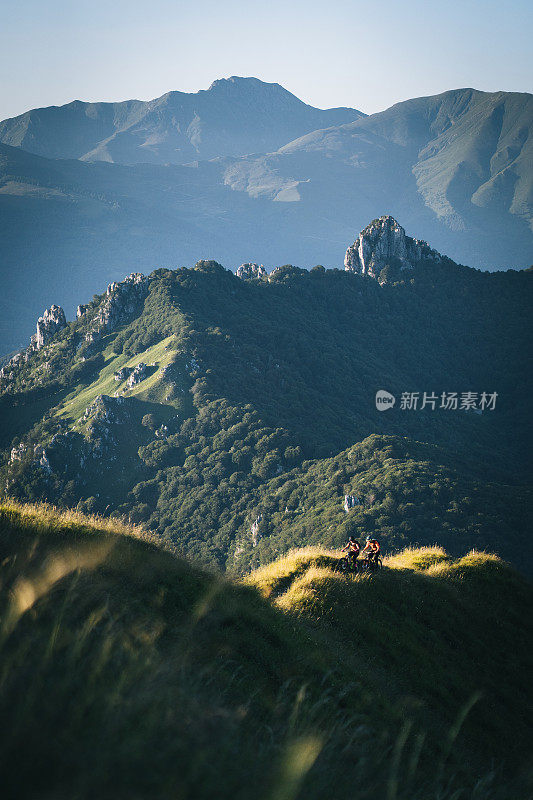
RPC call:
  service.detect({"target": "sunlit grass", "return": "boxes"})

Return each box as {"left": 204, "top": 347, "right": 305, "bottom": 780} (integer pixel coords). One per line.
{"left": 384, "top": 545, "right": 451, "bottom": 571}
{"left": 246, "top": 546, "right": 339, "bottom": 598}
{"left": 58, "top": 334, "right": 177, "bottom": 421}
{"left": 0, "top": 500, "right": 531, "bottom": 799}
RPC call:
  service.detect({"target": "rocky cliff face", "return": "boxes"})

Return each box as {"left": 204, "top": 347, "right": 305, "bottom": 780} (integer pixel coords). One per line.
{"left": 236, "top": 263, "right": 267, "bottom": 280}
{"left": 92, "top": 273, "right": 147, "bottom": 334}
{"left": 344, "top": 216, "right": 441, "bottom": 280}
{"left": 33, "top": 305, "right": 67, "bottom": 349}
{"left": 0, "top": 303, "right": 67, "bottom": 383}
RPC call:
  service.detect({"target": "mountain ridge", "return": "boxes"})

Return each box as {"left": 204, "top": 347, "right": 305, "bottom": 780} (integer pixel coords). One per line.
{"left": 1, "top": 218, "right": 531, "bottom": 573}
{"left": 0, "top": 76, "right": 365, "bottom": 165}
{"left": 0, "top": 83, "right": 531, "bottom": 353}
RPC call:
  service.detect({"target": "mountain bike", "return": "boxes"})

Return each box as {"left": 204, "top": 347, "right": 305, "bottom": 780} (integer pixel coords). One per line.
{"left": 335, "top": 555, "right": 359, "bottom": 574}
{"left": 358, "top": 556, "right": 382, "bottom": 573}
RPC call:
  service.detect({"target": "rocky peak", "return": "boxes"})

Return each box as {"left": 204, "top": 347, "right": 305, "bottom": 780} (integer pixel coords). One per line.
{"left": 236, "top": 263, "right": 267, "bottom": 280}
{"left": 91, "top": 272, "right": 148, "bottom": 334}
{"left": 344, "top": 216, "right": 441, "bottom": 280}
{"left": 32, "top": 305, "right": 67, "bottom": 349}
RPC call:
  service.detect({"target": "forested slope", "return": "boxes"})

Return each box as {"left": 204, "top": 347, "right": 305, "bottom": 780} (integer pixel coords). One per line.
{"left": 1, "top": 250, "right": 531, "bottom": 572}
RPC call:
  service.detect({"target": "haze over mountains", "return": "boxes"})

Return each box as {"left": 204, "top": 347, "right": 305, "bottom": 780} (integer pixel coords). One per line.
{"left": 0, "top": 77, "right": 532, "bottom": 353}
{"left": 0, "top": 77, "right": 364, "bottom": 165}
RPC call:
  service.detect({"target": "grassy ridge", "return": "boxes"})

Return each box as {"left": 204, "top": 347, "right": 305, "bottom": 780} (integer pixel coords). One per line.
{"left": 1, "top": 501, "right": 532, "bottom": 799}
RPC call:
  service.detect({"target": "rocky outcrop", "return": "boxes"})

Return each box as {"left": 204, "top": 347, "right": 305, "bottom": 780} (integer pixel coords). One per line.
{"left": 236, "top": 263, "right": 267, "bottom": 280}
{"left": 126, "top": 362, "right": 147, "bottom": 388}
{"left": 114, "top": 367, "right": 133, "bottom": 382}
{"left": 1, "top": 303, "right": 68, "bottom": 385}
{"left": 34, "top": 446, "right": 52, "bottom": 474}
{"left": 9, "top": 441, "right": 51, "bottom": 473}
{"left": 91, "top": 273, "right": 148, "bottom": 335}
{"left": 82, "top": 394, "right": 130, "bottom": 424}
{"left": 344, "top": 216, "right": 441, "bottom": 280}
{"left": 31, "top": 305, "right": 67, "bottom": 350}
{"left": 343, "top": 494, "right": 360, "bottom": 512}
{"left": 9, "top": 442, "right": 27, "bottom": 463}
{"left": 81, "top": 395, "right": 134, "bottom": 460}
{"left": 251, "top": 514, "right": 263, "bottom": 547}
{"left": 0, "top": 351, "right": 27, "bottom": 383}
{"left": 112, "top": 362, "right": 148, "bottom": 389}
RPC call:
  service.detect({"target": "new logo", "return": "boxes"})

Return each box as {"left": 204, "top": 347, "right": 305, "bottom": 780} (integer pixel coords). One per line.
{"left": 375, "top": 390, "right": 396, "bottom": 411}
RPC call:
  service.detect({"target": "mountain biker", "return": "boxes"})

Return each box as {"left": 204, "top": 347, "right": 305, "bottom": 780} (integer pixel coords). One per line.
{"left": 361, "top": 536, "right": 381, "bottom": 565}
{"left": 341, "top": 536, "right": 361, "bottom": 567}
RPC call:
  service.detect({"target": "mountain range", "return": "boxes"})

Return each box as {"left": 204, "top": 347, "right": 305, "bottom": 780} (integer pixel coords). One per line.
{"left": 1, "top": 216, "right": 531, "bottom": 574}
{"left": 0, "top": 77, "right": 364, "bottom": 165}
{"left": 0, "top": 78, "right": 532, "bottom": 354}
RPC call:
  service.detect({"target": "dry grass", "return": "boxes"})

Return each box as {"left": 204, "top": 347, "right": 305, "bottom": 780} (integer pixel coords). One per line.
{"left": 0, "top": 500, "right": 531, "bottom": 799}
{"left": 384, "top": 545, "right": 451, "bottom": 571}
{"left": 245, "top": 546, "right": 339, "bottom": 599}
{"left": 0, "top": 497, "right": 175, "bottom": 553}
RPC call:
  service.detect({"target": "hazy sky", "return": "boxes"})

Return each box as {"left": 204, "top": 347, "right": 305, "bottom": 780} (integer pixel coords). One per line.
{"left": 1, "top": 0, "right": 532, "bottom": 120}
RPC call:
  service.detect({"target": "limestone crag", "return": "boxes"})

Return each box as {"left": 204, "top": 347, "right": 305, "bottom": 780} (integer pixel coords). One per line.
{"left": 32, "top": 305, "right": 67, "bottom": 350}
{"left": 343, "top": 494, "right": 360, "bottom": 512}
{"left": 236, "top": 263, "right": 267, "bottom": 280}
{"left": 344, "top": 216, "right": 441, "bottom": 280}
{"left": 0, "top": 352, "right": 27, "bottom": 383}
{"left": 0, "top": 304, "right": 67, "bottom": 385}
{"left": 126, "top": 362, "right": 147, "bottom": 388}
{"left": 251, "top": 514, "right": 263, "bottom": 547}
{"left": 114, "top": 367, "right": 133, "bottom": 383}
{"left": 82, "top": 394, "right": 131, "bottom": 424}
{"left": 91, "top": 273, "right": 148, "bottom": 334}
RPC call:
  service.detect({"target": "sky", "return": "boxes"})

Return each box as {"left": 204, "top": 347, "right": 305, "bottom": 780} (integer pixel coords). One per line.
{"left": 1, "top": 0, "right": 532, "bottom": 120}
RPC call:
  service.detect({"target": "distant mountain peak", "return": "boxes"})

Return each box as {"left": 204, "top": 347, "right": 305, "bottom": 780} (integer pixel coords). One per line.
{"left": 208, "top": 76, "right": 281, "bottom": 91}
{"left": 344, "top": 216, "right": 442, "bottom": 280}
{"left": 0, "top": 77, "right": 363, "bottom": 167}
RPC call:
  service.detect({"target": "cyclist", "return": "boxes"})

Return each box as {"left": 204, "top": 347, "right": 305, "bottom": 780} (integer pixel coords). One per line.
{"left": 341, "top": 536, "right": 361, "bottom": 568}
{"left": 361, "top": 536, "right": 381, "bottom": 565}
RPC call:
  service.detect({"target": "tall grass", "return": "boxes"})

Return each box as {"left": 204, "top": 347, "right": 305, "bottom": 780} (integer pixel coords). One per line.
{"left": 0, "top": 500, "right": 532, "bottom": 799}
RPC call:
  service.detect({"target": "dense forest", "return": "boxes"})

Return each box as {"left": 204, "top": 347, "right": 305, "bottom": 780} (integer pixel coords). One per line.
{"left": 1, "top": 254, "right": 531, "bottom": 572}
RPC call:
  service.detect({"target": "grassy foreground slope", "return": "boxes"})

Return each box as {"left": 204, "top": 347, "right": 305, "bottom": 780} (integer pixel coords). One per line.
{"left": 1, "top": 501, "right": 532, "bottom": 799}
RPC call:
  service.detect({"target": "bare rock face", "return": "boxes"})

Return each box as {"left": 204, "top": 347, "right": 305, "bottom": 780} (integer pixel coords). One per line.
{"left": 32, "top": 305, "right": 67, "bottom": 349}
{"left": 83, "top": 394, "right": 129, "bottom": 423}
{"left": 250, "top": 514, "right": 263, "bottom": 547}
{"left": 343, "top": 494, "right": 360, "bottom": 512}
{"left": 344, "top": 216, "right": 441, "bottom": 280}
{"left": 114, "top": 367, "right": 133, "bottom": 383}
{"left": 92, "top": 273, "right": 148, "bottom": 334}
{"left": 126, "top": 362, "right": 147, "bottom": 388}
{"left": 236, "top": 263, "right": 267, "bottom": 280}
{"left": 2, "top": 303, "right": 67, "bottom": 385}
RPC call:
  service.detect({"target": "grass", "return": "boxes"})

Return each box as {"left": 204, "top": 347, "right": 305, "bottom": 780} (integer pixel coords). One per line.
{"left": 0, "top": 499, "right": 532, "bottom": 799}
{"left": 385, "top": 545, "right": 452, "bottom": 571}
{"left": 58, "top": 334, "right": 179, "bottom": 421}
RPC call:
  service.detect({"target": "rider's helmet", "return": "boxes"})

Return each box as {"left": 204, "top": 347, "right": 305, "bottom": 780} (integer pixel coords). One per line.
{"left": 349, "top": 536, "right": 356, "bottom": 543}
{"left": 366, "top": 535, "right": 372, "bottom": 542}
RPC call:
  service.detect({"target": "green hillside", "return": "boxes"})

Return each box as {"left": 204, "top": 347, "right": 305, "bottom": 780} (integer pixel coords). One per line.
{"left": 1, "top": 257, "right": 531, "bottom": 573}
{"left": 1, "top": 500, "right": 532, "bottom": 799}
